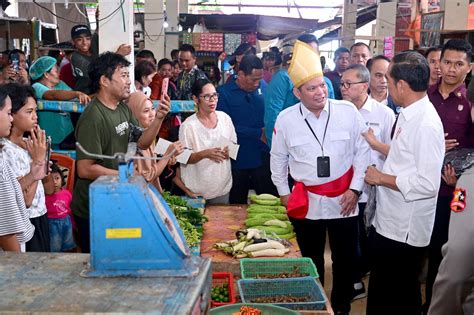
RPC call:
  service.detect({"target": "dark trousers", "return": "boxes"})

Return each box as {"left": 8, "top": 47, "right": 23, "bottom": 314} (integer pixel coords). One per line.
{"left": 290, "top": 216, "right": 358, "bottom": 313}
{"left": 354, "top": 202, "right": 369, "bottom": 282}
{"left": 74, "top": 215, "right": 90, "bottom": 253}
{"left": 424, "top": 195, "right": 452, "bottom": 310}
{"left": 367, "top": 228, "right": 425, "bottom": 315}
{"left": 26, "top": 213, "right": 51, "bottom": 252}
{"left": 229, "top": 152, "right": 278, "bottom": 204}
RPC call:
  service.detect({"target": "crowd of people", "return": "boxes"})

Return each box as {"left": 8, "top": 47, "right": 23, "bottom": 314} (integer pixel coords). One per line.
{"left": 0, "top": 21, "right": 473, "bottom": 315}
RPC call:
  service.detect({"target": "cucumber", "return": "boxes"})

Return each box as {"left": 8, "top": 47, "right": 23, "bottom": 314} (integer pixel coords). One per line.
{"left": 252, "top": 199, "right": 281, "bottom": 206}
{"left": 247, "top": 207, "right": 287, "bottom": 215}
{"left": 252, "top": 225, "right": 293, "bottom": 235}
{"left": 245, "top": 217, "right": 270, "bottom": 227}
{"left": 250, "top": 193, "right": 279, "bottom": 201}
{"left": 276, "top": 232, "right": 296, "bottom": 239}
{"left": 247, "top": 205, "right": 287, "bottom": 212}
{"left": 247, "top": 213, "right": 289, "bottom": 221}
{"left": 263, "top": 219, "right": 288, "bottom": 228}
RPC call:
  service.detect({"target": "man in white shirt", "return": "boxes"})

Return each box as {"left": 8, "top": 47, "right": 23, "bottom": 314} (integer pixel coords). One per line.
{"left": 341, "top": 64, "right": 395, "bottom": 299}
{"left": 365, "top": 51, "right": 445, "bottom": 314}
{"left": 366, "top": 55, "right": 400, "bottom": 115}
{"left": 271, "top": 40, "right": 370, "bottom": 315}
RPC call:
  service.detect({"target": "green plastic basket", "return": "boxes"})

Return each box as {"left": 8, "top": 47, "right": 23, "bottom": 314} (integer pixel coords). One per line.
{"left": 240, "top": 258, "right": 319, "bottom": 279}
{"left": 210, "top": 303, "right": 299, "bottom": 315}
{"left": 238, "top": 277, "right": 327, "bottom": 311}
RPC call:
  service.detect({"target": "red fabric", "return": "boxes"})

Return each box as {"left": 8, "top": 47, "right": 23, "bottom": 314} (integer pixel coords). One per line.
{"left": 59, "top": 63, "right": 75, "bottom": 89}
{"left": 149, "top": 73, "right": 163, "bottom": 100}
{"left": 287, "top": 167, "right": 354, "bottom": 219}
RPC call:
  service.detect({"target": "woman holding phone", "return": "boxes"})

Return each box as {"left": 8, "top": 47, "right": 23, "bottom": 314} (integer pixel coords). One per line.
{"left": 1, "top": 83, "right": 50, "bottom": 252}
{"left": 179, "top": 79, "right": 237, "bottom": 204}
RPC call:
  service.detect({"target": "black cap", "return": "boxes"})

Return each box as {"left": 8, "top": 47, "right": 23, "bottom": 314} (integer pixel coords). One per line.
{"left": 71, "top": 25, "right": 92, "bottom": 39}
{"left": 234, "top": 43, "right": 254, "bottom": 56}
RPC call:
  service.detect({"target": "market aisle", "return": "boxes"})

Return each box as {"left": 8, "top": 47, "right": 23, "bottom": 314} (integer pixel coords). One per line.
{"left": 322, "top": 242, "right": 367, "bottom": 315}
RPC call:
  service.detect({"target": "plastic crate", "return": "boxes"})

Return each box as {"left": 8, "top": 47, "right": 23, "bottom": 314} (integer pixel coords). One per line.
{"left": 238, "top": 277, "right": 327, "bottom": 310}
{"left": 211, "top": 272, "right": 236, "bottom": 307}
{"left": 210, "top": 303, "right": 299, "bottom": 315}
{"left": 240, "top": 258, "right": 319, "bottom": 280}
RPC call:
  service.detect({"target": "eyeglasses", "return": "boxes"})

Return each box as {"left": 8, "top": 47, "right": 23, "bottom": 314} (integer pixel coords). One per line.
{"left": 339, "top": 81, "right": 368, "bottom": 89}
{"left": 199, "top": 93, "right": 219, "bottom": 101}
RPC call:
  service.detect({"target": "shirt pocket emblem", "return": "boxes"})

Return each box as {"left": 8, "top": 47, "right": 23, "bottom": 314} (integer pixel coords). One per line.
{"left": 458, "top": 104, "right": 464, "bottom": 111}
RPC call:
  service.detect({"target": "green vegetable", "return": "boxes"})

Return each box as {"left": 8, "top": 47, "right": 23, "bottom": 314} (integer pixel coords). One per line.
{"left": 251, "top": 225, "right": 293, "bottom": 235}
{"left": 247, "top": 207, "right": 287, "bottom": 215}
{"left": 277, "top": 232, "right": 296, "bottom": 239}
{"left": 263, "top": 219, "right": 288, "bottom": 228}
{"left": 250, "top": 193, "right": 279, "bottom": 201}
{"left": 247, "top": 205, "right": 287, "bottom": 212}
{"left": 247, "top": 213, "right": 289, "bottom": 221}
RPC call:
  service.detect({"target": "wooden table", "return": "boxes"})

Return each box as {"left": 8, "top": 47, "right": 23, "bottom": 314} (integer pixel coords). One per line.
{"left": 0, "top": 252, "right": 211, "bottom": 313}
{"left": 200, "top": 205, "right": 302, "bottom": 277}
{"left": 200, "top": 205, "right": 334, "bottom": 315}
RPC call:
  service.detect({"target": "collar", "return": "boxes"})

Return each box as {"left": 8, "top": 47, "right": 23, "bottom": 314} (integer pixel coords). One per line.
{"left": 400, "top": 95, "right": 429, "bottom": 121}
{"left": 300, "top": 100, "right": 330, "bottom": 119}
{"left": 431, "top": 81, "right": 467, "bottom": 99}
{"left": 360, "top": 95, "right": 373, "bottom": 112}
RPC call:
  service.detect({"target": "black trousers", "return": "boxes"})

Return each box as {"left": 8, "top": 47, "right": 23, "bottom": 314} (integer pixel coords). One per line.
{"left": 354, "top": 202, "right": 369, "bottom": 282}
{"left": 229, "top": 152, "right": 278, "bottom": 204}
{"left": 74, "top": 215, "right": 90, "bottom": 253}
{"left": 26, "top": 213, "right": 50, "bottom": 252}
{"left": 290, "top": 216, "right": 358, "bottom": 313}
{"left": 367, "top": 228, "right": 425, "bottom": 315}
{"left": 424, "top": 195, "right": 452, "bottom": 310}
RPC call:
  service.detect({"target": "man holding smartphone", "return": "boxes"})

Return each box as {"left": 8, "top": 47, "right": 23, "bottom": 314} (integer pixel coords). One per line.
{"left": 270, "top": 40, "right": 370, "bottom": 315}
{"left": 5, "top": 49, "right": 29, "bottom": 85}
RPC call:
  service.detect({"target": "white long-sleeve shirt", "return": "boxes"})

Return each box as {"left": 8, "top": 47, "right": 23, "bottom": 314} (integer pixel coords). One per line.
{"left": 271, "top": 100, "right": 370, "bottom": 220}
{"left": 374, "top": 95, "right": 445, "bottom": 247}
{"left": 359, "top": 95, "right": 396, "bottom": 202}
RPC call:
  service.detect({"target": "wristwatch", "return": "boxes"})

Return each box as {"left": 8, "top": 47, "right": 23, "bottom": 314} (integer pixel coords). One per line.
{"left": 350, "top": 189, "right": 362, "bottom": 198}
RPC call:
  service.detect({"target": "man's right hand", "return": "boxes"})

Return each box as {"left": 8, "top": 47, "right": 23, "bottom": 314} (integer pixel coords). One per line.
{"left": 280, "top": 194, "right": 290, "bottom": 207}
{"left": 445, "top": 133, "right": 459, "bottom": 152}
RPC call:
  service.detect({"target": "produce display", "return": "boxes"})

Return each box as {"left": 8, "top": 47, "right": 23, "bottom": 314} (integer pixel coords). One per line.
{"left": 233, "top": 305, "right": 262, "bottom": 315}
{"left": 250, "top": 295, "right": 312, "bottom": 303}
{"left": 211, "top": 284, "right": 230, "bottom": 303}
{"left": 255, "top": 266, "right": 309, "bottom": 279}
{"left": 213, "top": 229, "right": 290, "bottom": 258}
{"left": 162, "top": 191, "right": 208, "bottom": 247}
{"left": 246, "top": 194, "right": 295, "bottom": 240}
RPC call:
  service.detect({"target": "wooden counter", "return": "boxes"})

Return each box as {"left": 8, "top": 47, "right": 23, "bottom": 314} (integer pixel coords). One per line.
{"left": 200, "top": 205, "right": 333, "bottom": 315}
{"left": 200, "top": 205, "right": 302, "bottom": 277}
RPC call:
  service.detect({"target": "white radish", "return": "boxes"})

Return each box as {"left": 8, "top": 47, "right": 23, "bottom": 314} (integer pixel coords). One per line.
{"left": 244, "top": 240, "right": 285, "bottom": 252}
{"left": 248, "top": 248, "right": 287, "bottom": 257}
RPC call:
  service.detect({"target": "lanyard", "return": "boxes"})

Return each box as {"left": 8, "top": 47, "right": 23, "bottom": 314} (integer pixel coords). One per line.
{"left": 299, "top": 101, "right": 331, "bottom": 156}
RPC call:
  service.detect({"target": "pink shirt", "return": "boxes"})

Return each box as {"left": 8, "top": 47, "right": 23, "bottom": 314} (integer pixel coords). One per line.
{"left": 45, "top": 188, "right": 72, "bottom": 219}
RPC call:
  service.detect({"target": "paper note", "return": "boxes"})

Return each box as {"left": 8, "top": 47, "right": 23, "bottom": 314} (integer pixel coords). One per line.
{"left": 216, "top": 135, "right": 240, "bottom": 160}
{"left": 154, "top": 138, "right": 192, "bottom": 164}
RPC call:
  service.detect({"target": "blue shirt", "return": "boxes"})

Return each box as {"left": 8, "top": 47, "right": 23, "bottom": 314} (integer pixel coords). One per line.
{"left": 263, "top": 70, "right": 335, "bottom": 148}
{"left": 217, "top": 79, "right": 268, "bottom": 170}
{"left": 264, "top": 69, "right": 299, "bottom": 148}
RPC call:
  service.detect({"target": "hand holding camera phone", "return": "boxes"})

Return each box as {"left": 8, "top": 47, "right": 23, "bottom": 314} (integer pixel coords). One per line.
{"left": 9, "top": 52, "right": 20, "bottom": 73}
{"left": 45, "top": 136, "right": 52, "bottom": 175}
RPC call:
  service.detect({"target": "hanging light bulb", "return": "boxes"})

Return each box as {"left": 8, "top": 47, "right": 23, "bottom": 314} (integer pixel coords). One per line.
{"left": 178, "top": 24, "right": 183, "bottom": 32}
{"left": 188, "top": 28, "right": 192, "bottom": 33}
{"left": 163, "top": 21, "right": 169, "bottom": 28}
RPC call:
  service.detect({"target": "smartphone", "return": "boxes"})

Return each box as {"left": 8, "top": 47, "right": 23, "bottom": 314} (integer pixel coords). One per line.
{"left": 161, "top": 77, "right": 169, "bottom": 101}
{"left": 9, "top": 52, "right": 20, "bottom": 72}
{"left": 45, "top": 136, "right": 52, "bottom": 175}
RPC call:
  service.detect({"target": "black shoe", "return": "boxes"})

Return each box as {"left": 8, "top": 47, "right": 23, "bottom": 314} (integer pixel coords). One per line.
{"left": 352, "top": 281, "right": 367, "bottom": 301}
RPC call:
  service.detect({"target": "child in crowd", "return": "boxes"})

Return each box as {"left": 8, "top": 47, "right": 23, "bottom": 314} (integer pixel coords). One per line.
{"left": 1, "top": 83, "right": 50, "bottom": 252}
{"left": 0, "top": 86, "right": 38, "bottom": 252}
{"left": 44, "top": 163, "right": 76, "bottom": 252}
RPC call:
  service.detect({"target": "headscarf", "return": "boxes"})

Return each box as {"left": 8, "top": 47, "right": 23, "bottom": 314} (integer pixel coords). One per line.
{"left": 127, "top": 91, "right": 150, "bottom": 126}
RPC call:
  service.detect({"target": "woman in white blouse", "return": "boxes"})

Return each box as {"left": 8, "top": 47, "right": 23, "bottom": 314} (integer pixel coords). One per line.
{"left": 179, "top": 79, "right": 237, "bottom": 204}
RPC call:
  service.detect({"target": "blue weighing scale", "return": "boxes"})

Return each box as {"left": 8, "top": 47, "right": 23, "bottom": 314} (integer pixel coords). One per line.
{"left": 77, "top": 143, "right": 202, "bottom": 278}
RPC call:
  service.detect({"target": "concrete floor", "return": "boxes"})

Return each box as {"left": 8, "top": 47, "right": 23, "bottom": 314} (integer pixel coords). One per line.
{"left": 322, "top": 242, "right": 426, "bottom": 315}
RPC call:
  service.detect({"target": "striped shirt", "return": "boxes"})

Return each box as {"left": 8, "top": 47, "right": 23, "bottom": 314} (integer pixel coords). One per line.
{"left": 0, "top": 157, "right": 35, "bottom": 245}
{"left": 0, "top": 139, "right": 47, "bottom": 218}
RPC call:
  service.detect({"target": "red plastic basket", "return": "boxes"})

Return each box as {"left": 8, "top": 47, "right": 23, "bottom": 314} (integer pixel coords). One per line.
{"left": 211, "top": 272, "right": 236, "bottom": 307}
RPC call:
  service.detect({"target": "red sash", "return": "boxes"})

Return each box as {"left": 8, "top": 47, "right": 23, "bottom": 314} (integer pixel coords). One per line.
{"left": 287, "top": 167, "right": 354, "bottom": 219}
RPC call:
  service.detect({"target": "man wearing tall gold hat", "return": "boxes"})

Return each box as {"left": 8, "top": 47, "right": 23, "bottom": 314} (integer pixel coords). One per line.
{"left": 270, "top": 40, "right": 370, "bottom": 315}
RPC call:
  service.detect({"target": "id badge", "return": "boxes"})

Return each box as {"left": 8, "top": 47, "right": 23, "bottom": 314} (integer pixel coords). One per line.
{"left": 317, "top": 156, "right": 330, "bottom": 177}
